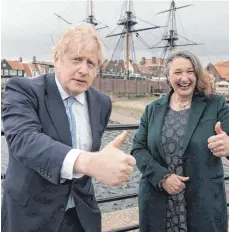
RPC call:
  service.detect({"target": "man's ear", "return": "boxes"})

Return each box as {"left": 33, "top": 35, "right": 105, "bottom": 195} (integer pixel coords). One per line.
{"left": 53, "top": 54, "right": 58, "bottom": 64}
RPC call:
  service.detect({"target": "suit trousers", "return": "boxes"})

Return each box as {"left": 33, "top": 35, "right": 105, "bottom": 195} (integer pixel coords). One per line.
{"left": 58, "top": 208, "right": 85, "bottom": 232}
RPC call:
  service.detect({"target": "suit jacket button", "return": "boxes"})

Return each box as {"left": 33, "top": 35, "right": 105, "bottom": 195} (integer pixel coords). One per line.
{"left": 60, "top": 207, "right": 65, "bottom": 212}
{"left": 47, "top": 173, "right": 52, "bottom": 178}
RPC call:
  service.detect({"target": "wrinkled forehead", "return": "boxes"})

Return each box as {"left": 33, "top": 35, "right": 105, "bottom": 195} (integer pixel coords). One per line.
{"left": 66, "top": 39, "right": 98, "bottom": 57}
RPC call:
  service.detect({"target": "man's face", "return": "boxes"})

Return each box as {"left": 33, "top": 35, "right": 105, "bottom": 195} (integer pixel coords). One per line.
{"left": 54, "top": 42, "right": 99, "bottom": 95}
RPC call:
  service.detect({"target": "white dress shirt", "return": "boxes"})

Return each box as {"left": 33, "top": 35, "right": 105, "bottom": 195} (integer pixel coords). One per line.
{"left": 55, "top": 77, "right": 93, "bottom": 180}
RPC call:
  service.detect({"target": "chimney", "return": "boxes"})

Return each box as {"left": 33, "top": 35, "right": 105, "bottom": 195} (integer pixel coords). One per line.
{"left": 152, "top": 57, "right": 157, "bottom": 64}
{"left": 32, "top": 56, "right": 36, "bottom": 63}
{"left": 142, "top": 57, "right": 146, "bottom": 65}
{"left": 19, "top": 57, "right": 22, "bottom": 63}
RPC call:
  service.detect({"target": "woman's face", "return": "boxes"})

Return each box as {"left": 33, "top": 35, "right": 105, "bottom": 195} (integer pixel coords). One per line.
{"left": 168, "top": 57, "right": 197, "bottom": 98}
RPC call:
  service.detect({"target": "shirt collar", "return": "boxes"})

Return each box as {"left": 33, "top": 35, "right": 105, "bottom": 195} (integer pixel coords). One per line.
{"left": 55, "top": 76, "right": 85, "bottom": 106}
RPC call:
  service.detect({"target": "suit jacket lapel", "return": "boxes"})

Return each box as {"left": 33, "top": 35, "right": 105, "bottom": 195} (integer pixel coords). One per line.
{"left": 86, "top": 89, "right": 101, "bottom": 151}
{"left": 182, "top": 95, "right": 207, "bottom": 158}
{"left": 44, "top": 74, "right": 72, "bottom": 146}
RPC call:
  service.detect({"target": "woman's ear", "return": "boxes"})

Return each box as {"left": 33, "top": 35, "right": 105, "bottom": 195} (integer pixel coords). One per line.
{"left": 166, "top": 76, "right": 171, "bottom": 86}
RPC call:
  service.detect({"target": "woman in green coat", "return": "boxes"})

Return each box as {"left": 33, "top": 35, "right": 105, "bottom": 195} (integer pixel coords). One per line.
{"left": 131, "top": 50, "right": 229, "bottom": 232}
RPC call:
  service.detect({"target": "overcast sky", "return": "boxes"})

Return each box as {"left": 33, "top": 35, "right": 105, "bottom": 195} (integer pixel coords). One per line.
{"left": 1, "top": 0, "right": 229, "bottom": 66}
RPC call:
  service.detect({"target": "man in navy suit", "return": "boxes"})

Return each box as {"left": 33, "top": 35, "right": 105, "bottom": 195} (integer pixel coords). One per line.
{"left": 1, "top": 24, "right": 136, "bottom": 232}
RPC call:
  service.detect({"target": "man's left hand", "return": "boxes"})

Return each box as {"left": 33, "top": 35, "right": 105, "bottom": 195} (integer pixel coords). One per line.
{"left": 208, "top": 121, "right": 229, "bottom": 157}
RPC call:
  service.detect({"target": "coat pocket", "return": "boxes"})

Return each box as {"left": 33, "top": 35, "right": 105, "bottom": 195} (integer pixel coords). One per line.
{"left": 2, "top": 180, "right": 30, "bottom": 207}
{"left": 1, "top": 214, "right": 8, "bottom": 232}
{"left": 5, "top": 187, "right": 30, "bottom": 207}
{"left": 210, "top": 174, "right": 224, "bottom": 180}
{"left": 199, "top": 117, "right": 216, "bottom": 125}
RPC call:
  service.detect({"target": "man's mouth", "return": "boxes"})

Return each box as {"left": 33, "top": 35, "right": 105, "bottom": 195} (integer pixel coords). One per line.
{"left": 74, "top": 79, "right": 86, "bottom": 84}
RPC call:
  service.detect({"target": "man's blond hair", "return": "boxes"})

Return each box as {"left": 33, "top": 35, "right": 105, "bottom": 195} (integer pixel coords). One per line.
{"left": 52, "top": 24, "right": 103, "bottom": 66}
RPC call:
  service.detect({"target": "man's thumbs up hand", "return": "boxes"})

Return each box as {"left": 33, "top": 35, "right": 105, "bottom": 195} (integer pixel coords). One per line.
{"left": 80, "top": 131, "right": 136, "bottom": 186}
{"left": 108, "top": 130, "right": 128, "bottom": 148}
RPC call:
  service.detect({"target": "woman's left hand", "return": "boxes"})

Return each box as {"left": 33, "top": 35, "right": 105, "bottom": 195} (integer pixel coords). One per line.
{"left": 208, "top": 122, "right": 229, "bottom": 157}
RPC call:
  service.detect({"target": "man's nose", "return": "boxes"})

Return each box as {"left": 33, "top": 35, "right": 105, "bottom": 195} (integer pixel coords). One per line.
{"left": 78, "top": 61, "right": 88, "bottom": 75}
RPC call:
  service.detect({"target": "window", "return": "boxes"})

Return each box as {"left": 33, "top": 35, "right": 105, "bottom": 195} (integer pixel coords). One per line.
{"left": 10, "top": 70, "right": 17, "bottom": 76}
{"left": 4, "top": 70, "right": 9, "bottom": 75}
{"left": 18, "top": 70, "right": 22, "bottom": 76}
{"left": 2, "top": 63, "right": 6, "bottom": 67}
{"left": 218, "top": 85, "right": 229, "bottom": 88}
{"left": 1, "top": 69, "right": 3, "bottom": 75}
{"left": 32, "top": 71, "right": 39, "bottom": 77}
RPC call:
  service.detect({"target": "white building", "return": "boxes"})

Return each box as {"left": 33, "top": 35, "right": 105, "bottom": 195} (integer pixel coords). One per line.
{"left": 215, "top": 81, "right": 229, "bottom": 96}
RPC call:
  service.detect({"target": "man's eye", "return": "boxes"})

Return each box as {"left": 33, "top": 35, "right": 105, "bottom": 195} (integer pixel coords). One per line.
{"left": 72, "top": 58, "right": 80, "bottom": 62}
{"left": 174, "top": 72, "right": 181, "bottom": 75}
{"left": 88, "top": 61, "right": 95, "bottom": 67}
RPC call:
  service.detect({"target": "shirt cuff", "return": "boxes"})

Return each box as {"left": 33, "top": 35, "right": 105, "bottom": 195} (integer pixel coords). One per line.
{"left": 60, "top": 149, "right": 84, "bottom": 182}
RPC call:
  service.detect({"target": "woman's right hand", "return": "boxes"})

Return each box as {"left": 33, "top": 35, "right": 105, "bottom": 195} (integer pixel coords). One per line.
{"left": 162, "top": 174, "right": 189, "bottom": 194}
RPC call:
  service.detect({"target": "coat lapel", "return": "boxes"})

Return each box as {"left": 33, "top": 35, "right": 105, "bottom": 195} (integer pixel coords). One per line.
{"left": 153, "top": 92, "right": 207, "bottom": 162}
{"left": 182, "top": 95, "right": 207, "bottom": 158}
{"left": 86, "top": 89, "right": 101, "bottom": 151}
{"left": 44, "top": 74, "right": 72, "bottom": 146}
{"left": 154, "top": 93, "right": 171, "bottom": 161}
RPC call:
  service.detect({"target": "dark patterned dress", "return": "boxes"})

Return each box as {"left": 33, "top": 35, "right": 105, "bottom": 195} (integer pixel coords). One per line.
{"left": 161, "top": 107, "right": 190, "bottom": 232}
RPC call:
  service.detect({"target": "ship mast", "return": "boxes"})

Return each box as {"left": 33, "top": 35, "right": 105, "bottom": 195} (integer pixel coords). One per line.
{"left": 151, "top": 0, "right": 202, "bottom": 92}
{"left": 54, "top": 0, "right": 108, "bottom": 30}
{"left": 107, "top": 0, "right": 163, "bottom": 79}
{"left": 126, "top": 0, "right": 131, "bottom": 79}
{"left": 86, "top": 0, "right": 97, "bottom": 26}
{"left": 152, "top": 0, "right": 201, "bottom": 52}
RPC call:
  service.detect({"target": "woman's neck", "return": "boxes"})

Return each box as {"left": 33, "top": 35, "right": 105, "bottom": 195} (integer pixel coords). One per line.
{"left": 173, "top": 93, "right": 192, "bottom": 105}
{"left": 170, "top": 93, "right": 192, "bottom": 111}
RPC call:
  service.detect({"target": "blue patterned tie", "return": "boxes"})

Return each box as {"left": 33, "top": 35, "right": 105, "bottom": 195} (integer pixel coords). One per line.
{"left": 64, "top": 96, "right": 77, "bottom": 209}
{"left": 64, "top": 97, "right": 77, "bottom": 148}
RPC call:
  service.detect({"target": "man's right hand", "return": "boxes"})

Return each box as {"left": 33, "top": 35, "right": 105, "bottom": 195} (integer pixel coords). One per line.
{"left": 162, "top": 174, "right": 189, "bottom": 194}
{"left": 74, "top": 131, "right": 136, "bottom": 186}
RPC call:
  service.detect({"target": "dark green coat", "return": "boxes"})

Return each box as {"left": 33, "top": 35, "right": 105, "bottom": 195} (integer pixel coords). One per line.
{"left": 131, "top": 92, "right": 229, "bottom": 232}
